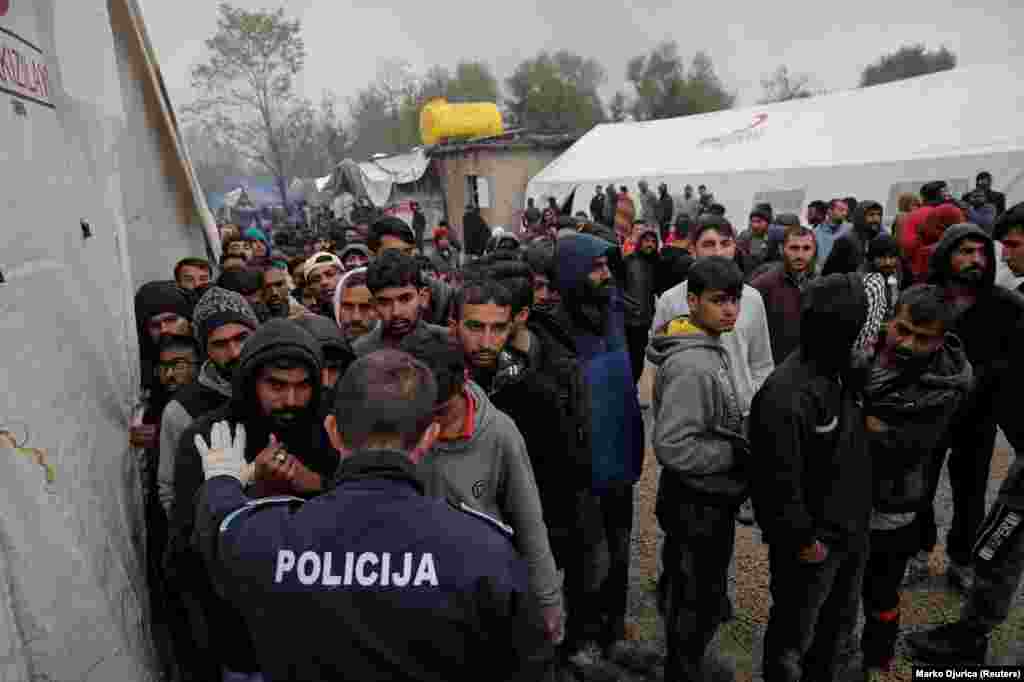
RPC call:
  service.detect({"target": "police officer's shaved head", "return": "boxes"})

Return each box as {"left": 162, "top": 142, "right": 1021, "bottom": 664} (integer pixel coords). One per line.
{"left": 330, "top": 349, "right": 438, "bottom": 450}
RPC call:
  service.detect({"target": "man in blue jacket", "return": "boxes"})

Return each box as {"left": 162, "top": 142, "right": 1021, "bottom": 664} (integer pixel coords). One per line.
{"left": 556, "top": 233, "right": 645, "bottom": 653}
{"left": 193, "top": 349, "right": 552, "bottom": 681}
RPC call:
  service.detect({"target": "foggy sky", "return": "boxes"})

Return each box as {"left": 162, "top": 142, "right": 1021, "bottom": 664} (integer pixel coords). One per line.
{"left": 139, "top": 0, "right": 1024, "bottom": 118}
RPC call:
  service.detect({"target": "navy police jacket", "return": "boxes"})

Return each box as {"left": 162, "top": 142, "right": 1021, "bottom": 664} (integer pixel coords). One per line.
{"left": 195, "top": 449, "right": 552, "bottom": 682}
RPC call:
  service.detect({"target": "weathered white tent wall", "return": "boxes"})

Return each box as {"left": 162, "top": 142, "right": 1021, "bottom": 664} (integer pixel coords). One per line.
{"left": 0, "top": 2, "right": 212, "bottom": 680}
{"left": 527, "top": 61, "right": 1024, "bottom": 221}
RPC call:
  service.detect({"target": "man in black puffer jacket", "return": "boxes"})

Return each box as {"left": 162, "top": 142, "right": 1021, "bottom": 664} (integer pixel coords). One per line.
{"left": 821, "top": 200, "right": 884, "bottom": 276}
{"left": 858, "top": 285, "right": 972, "bottom": 678}
{"left": 169, "top": 319, "right": 340, "bottom": 680}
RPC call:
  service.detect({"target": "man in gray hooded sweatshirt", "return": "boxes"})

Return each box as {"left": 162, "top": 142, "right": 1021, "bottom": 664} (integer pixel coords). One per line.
{"left": 647, "top": 257, "right": 749, "bottom": 681}
{"left": 400, "top": 334, "right": 564, "bottom": 647}
{"left": 157, "top": 287, "right": 259, "bottom": 516}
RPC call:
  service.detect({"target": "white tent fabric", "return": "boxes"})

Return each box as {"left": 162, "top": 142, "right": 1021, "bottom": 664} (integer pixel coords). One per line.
{"left": 325, "top": 148, "right": 432, "bottom": 207}
{"left": 1, "top": 2, "right": 214, "bottom": 680}
{"left": 527, "top": 61, "right": 1024, "bottom": 221}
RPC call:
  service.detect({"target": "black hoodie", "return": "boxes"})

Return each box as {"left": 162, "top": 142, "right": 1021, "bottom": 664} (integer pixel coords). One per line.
{"left": 168, "top": 319, "right": 338, "bottom": 674}
{"left": 749, "top": 273, "right": 873, "bottom": 550}
{"left": 821, "top": 200, "right": 884, "bottom": 276}
{"left": 927, "top": 224, "right": 1024, "bottom": 510}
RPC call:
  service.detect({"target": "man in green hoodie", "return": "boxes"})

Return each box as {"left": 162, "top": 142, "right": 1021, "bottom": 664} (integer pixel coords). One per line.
{"left": 647, "top": 257, "right": 748, "bottom": 681}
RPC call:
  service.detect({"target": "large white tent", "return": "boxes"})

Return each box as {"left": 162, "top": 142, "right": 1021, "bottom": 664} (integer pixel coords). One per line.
{"left": 1, "top": 1, "right": 216, "bottom": 679}
{"left": 527, "top": 61, "right": 1024, "bottom": 222}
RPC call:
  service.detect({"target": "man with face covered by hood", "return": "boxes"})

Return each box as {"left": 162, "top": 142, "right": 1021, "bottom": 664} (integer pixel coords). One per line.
{"left": 821, "top": 200, "right": 885, "bottom": 276}
{"left": 907, "top": 222, "right": 1024, "bottom": 664}
{"left": 749, "top": 272, "right": 888, "bottom": 682}
{"left": 557, "top": 233, "right": 645, "bottom": 653}
{"left": 170, "top": 319, "right": 339, "bottom": 682}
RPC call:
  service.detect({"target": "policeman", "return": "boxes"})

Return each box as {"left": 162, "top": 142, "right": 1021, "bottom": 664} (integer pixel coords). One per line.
{"left": 193, "top": 349, "right": 552, "bottom": 681}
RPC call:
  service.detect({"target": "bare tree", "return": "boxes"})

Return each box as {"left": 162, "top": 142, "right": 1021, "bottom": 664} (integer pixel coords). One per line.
{"left": 186, "top": 3, "right": 305, "bottom": 209}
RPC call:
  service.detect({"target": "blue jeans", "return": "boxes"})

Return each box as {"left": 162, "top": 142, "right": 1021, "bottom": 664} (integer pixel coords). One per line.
{"left": 223, "top": 669, "right": 263, "bottom": 682}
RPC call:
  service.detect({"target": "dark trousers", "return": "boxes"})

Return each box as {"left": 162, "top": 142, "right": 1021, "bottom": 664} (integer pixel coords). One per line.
{"left": 918, "top": 415, "right": 997, "bottom": 564}
{"left": 625, "top": 325, "right": 649, "bottom": 388}
{"left": 861, "top": 523, "right": 917, "bottom": 667}
{"left": 598, "top": 484, "right": 634, "bottom": 645}
{"left": 660, "top": 502, "right": 737, "bottom": 682}
{"left": 763, "top": 538, "right": 868, "bottom": 682}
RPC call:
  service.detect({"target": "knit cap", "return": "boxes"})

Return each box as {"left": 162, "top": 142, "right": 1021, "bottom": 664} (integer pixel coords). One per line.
{"left": 192, "top": 286, "right": 259, "bottom": 353}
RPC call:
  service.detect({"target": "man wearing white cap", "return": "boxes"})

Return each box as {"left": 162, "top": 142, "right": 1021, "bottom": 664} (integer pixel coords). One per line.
{"left": 304, "top": 251, "right": 344, "bottom": 317}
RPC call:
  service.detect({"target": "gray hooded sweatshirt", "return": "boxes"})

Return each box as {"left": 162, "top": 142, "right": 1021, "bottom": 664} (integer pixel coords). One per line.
{"left": 417, "top": 381, "right": 562, "bottom": 609}
{"left": 647, "top": 324, "right": 749, "bottom": 502}
{"left": 157, "top": 361, "right": 232, "bottom": 514}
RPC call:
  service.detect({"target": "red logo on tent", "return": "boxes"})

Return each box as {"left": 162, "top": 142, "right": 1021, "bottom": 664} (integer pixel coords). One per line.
{"left": 0, "top": 1, "right": 10, "bottom": 17}
{"left": 698, "top": 113, "right": 769, "bottom": 149}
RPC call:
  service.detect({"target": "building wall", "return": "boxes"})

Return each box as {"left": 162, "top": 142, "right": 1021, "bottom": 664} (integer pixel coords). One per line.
{"left": 436, "top": 147, "right": 563, "bottom": 242}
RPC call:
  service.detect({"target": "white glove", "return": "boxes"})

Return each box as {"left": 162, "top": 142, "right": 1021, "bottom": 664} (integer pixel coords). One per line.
{"left": 194, "top": 421, "right": 254, "bottom": 484}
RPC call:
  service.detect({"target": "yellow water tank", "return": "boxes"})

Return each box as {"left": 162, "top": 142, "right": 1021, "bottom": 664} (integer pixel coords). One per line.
{"left": 420, "top": 98, "right": 504, "bottom": 145}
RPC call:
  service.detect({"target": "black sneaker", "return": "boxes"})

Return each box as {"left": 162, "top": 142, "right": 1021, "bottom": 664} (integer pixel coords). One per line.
{"left": 906, "top": 621, "right": 989, "bottom": 664}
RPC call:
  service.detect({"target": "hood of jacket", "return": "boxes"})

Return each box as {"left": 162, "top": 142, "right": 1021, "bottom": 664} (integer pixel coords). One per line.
{"left": 646, "top": 323, "right": 728, "bottom": 367}
{"left": 927, "top": 223, "right": 997, "bottom": 290}
{"left": 135, "top": 280, "right": 193, "bottom": 389}
{"left": 556, "top": 232, "right": 614, "bottom": 304}
{"left": 868, "top": 332, "right": 973, "bottom": 414}
{"left": 231, "top": 319, "right": 324, "bottom": 431}
{"left": 799, "top": 273, "right": 868, "bottom": 374}
{"left": 293, "top": 314, "right": 354, "bottom": 370}
{"left": 852, "top": 200, "right": 884, "bottom": 242}
{"left": 430, "top": 381, "right": 496, "bottom": 454}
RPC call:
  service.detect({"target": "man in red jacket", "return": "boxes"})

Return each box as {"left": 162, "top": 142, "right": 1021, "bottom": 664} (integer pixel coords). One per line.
{"left": 899, "top": 181, "right": 955, "bottom": 282}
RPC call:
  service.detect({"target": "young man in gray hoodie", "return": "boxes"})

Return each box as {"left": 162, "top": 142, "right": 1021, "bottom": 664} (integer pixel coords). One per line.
{"left": 647, "top": 257, "right": 749, "bottom": 682}
{"left": 399, "top": 334, "right": 564, "bottom": 647}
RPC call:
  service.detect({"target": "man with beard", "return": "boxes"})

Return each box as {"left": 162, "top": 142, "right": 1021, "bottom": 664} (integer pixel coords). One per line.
{"left": 303, "top": 251, "right": 344, "bottom": 317}
{"left": 400, "top": 333, "right": 564, "bottom": 649}
{"left": 157, "top": 288, "right": 259, "bottom": 517}
{"left": 558, "top": 233, "right": 645, "bottom": 654}
{"left": 821, "top": 200, "right": 884, "bottom": 276}
{"left": 451, "top": 279, "right": 603, "bottom": 656}
{"left": 858, "top": 285, "right": 971, "bottom": 680}
{"left": 259, "top": 265, "right": 293, "bottom": 320}
{"left": 752, "top": 225, "right": 816, "bottom": 365}
{"left": 171, "top": 319, "right": 339, "bottom": 682}
{"left": 737, "top": 207, "right": 773, "bottom": 278}
{"left": 134, "top": 281, "right": 194, "bottom": 397}
{"left": 647, "top": 257, "right": 749, "bottom": 682}
{"left": 191, "top": 350, "right": 552, "bottom": 681}
{"left": 369, "top": 217, "right": 457, "bottom": 326}
{"left": 813, "top": 199, "right": 852, "bottom": 270}
{"left": 155, "top": 287, "right": 258, "bottom": 682}
{"left": 333, "top": 268, "right": 378, "bottom": 343}
{"left": 338, "top": 243, "right": 370, "bottom": 271}
{"left": 622, "top": 224, "right": 660, "bottom": 386}
{"left": 174, "top": 258, "right": 212, "bottom": 307}
{"left": 218, "top": 269, "right": 271, "bottom": 323}
{"left": 749, "top": 273, "right": 888, "bottom": 682}
{"left": 143, "top": 334, "right": 201, "bottom": 680}
{"left": 657, "top": 215, "right": 696, "bottom": 296}
{"left": 354, "top": 251, "right": 449, "bottom": 356}
{"left": 906, "top": 222, "right": 1024, "bottom": 664}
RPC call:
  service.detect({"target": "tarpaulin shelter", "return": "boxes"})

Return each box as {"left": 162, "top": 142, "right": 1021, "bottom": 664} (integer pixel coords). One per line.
{"left": 0, "top": 1, "right": 217, "bottom": 679}
{"left": 526, "top": 61, "right": 1024, "bottom": 223}
{"left": 324, "top": 148, "right": 432, "bottom": 207}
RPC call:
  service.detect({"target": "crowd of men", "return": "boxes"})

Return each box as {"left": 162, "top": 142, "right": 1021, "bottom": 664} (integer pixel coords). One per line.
{"left": 128, "top": 170, "right": 1024, "bottom": 682}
